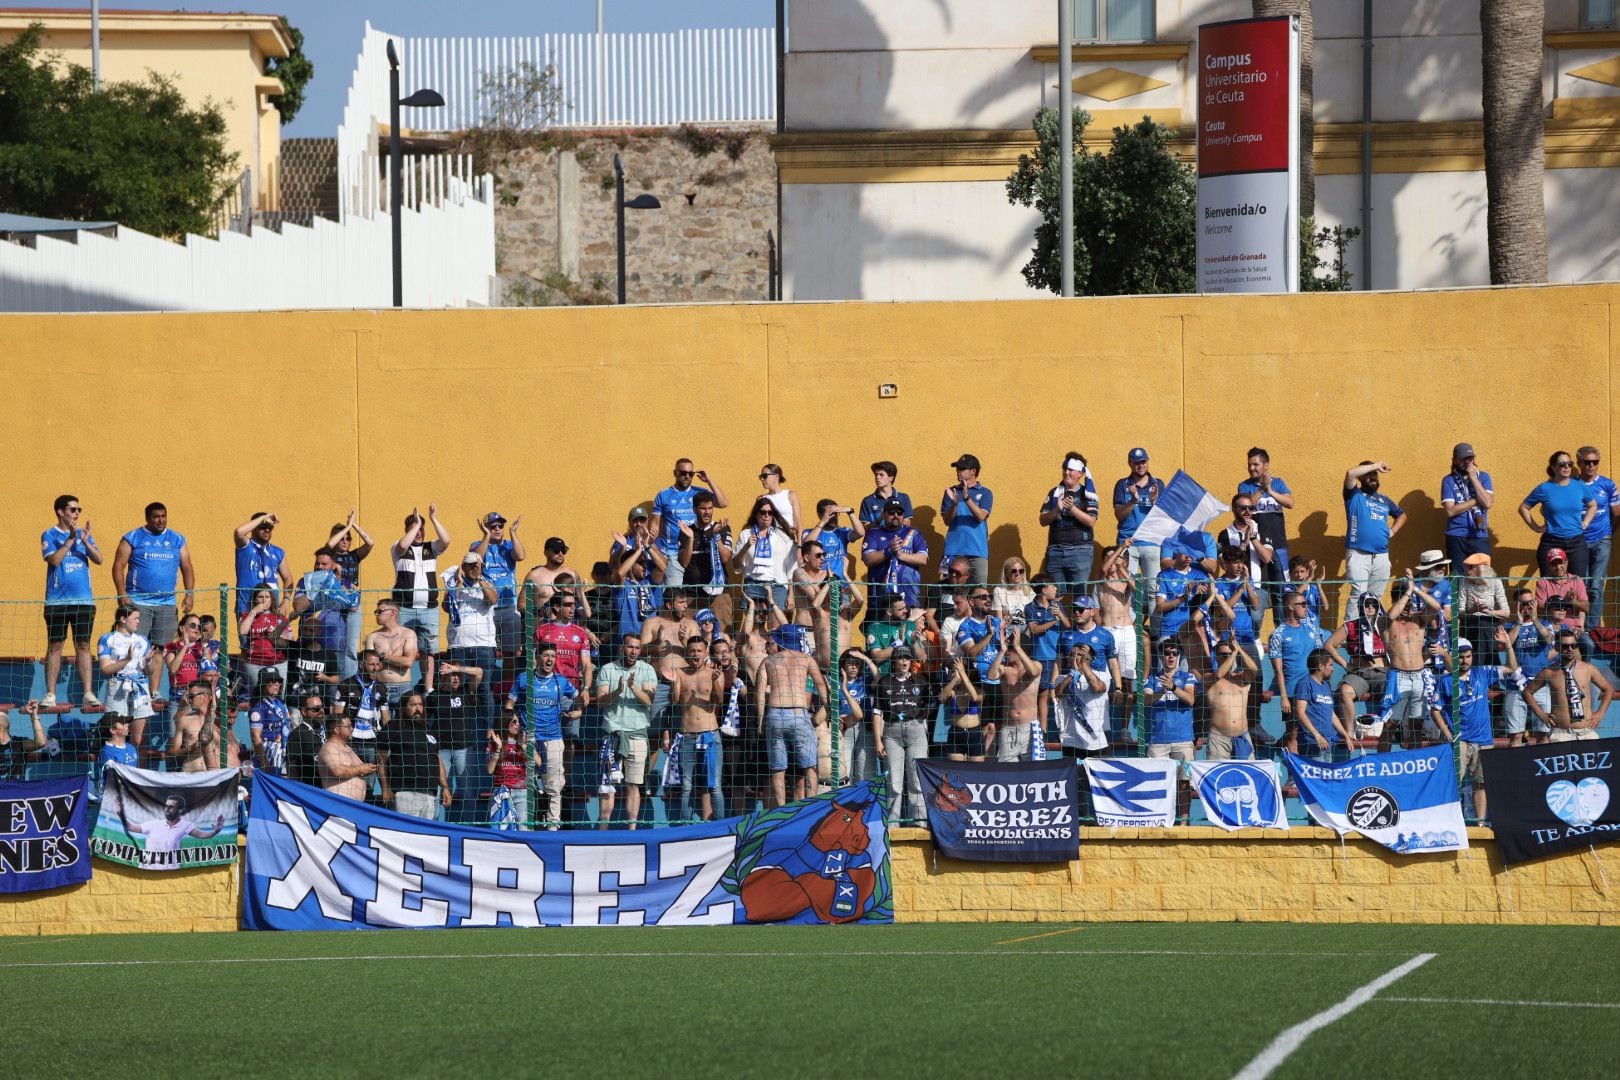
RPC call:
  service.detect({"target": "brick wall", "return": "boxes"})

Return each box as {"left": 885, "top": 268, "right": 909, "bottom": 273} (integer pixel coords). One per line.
{"left": 1, "top": 859, "right": 238, "bottom": 936}
{"left": 462, "top": 124, "right": 776, "bottom": 306}
{"left": 891, "top": 827, "right": 1620, "bottom": 926}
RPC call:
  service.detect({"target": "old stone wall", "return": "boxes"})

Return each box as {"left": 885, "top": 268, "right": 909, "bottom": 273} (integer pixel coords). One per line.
{"left": 464, "top": 125, "right": 777, "bottom": 306}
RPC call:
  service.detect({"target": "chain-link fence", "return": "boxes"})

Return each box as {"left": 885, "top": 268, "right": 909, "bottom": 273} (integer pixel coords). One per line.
{"left": 4, "top": 564, "right": 1616, "bottom": 828}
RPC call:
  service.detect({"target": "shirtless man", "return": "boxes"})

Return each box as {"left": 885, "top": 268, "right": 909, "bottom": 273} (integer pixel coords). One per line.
{"left": 365, "top": 599, "right": 419, "bottom": 703}
{"left": 994, "top": 627, "right": 1043, "bottom": 763}
{"left": 756, "top": 636, "right": 829, "bottom": 806}
{"left": 642, "top": 589, "right": 699, "bottom": 738}
{"left": 736, "top": 594, "right": 777, "bottom": 684}
{"left": 522, "top": 537, "right": 578, "bottom": 607}
{"left": 1524, "top": 629, "right": 1616, "bottom": 742}
{"left": 316, "top": 713, "right": 378, "bottom": 800}
{"left": 792, "top": 540, "right": 835, "bottom": 665}
{"left": 1198, "top": 638, "right": 1260, "bottom": 760}
{"left": 167, "top": 681, "right": 237, "bottom": 772}
{"left": 1377, "top": 577, "right": 1450, "bottom": 751}
{"left": 673, "top": 636, "right": 726, "bottom": 820}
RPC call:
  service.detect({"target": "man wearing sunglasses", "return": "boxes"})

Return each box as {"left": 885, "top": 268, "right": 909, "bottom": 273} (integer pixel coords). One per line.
{"left": 1523, "top": 630, "right": 1614, "bottom": 744}
{"left": 365, "top": 599, "right": 419, "bottom": 706}
{"left": 651, "top": 458, "right": 730, "bottom": 588}
{"left": 41, "top": 494, "right": 103, "bottom": 708}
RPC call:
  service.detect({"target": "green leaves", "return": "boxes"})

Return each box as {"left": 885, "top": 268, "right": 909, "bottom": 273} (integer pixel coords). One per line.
{"left": 0, "top": 24, "right": 238, "bottom": 238}
{"left": 267, "top": 21, "right": 314, "bottom": 126}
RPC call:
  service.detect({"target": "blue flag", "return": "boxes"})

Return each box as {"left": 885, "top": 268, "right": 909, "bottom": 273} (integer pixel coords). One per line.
{"left": 0, "top": 776, "right": 92, "bottom": 893}
{"left": 1133, "top": 471, "right": 1229, "bottom": 549}
{"left": 1189, "top": 760, "right": 1288, "bottom": 831}
{"left": 915, "top": 759, "right": 1080, "bottom": 862}
{"left": 1284, "top": 746, "right": 1468, "bottom": 853}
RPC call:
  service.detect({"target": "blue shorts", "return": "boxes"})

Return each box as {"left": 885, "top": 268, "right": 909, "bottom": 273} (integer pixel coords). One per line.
{"left": 947, "top": 726, "right": 988, "bottom": 758}
{"left": 766, "top": 707, "right": 817, "bottom": 773}
{"left": 1038, "top": 659, "right": 1058, "bottom": 690}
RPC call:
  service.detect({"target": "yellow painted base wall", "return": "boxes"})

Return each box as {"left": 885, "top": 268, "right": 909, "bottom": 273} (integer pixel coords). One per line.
{"left": 0, "top": 860, "right": 239, "bottom": 936}
{"left": 891, "top": 827, "right": 1620, "bottom": 926}
{"left": 5, "top": 283, "right": 1620, "bottom": 650}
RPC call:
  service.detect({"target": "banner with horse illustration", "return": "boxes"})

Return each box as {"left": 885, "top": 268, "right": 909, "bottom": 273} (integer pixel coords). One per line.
{"left": 243, "top": 772, "right": 892, "bottom": 929}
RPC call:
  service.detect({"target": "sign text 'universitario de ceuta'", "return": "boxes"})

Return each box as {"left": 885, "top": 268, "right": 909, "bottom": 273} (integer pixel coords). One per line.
{"left": 1195, "top": 15, "right": 1300, "bottom": 293}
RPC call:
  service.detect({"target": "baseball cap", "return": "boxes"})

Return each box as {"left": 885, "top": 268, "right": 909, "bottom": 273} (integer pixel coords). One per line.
{"left": 1548, "top": 547, "right": 1569, "bottom": 562}
{"left": 484, "top": 512, "right": 507, "bottom": 526}
{"left": 883, "top": 497, "right": 906, "bottom": 513}
{"left": 544, "top": 537, "right": 568, "bottom": 554}
{"left": 1453, "top": 442, "right": 1475, "bottom": 459}
{"left": 462, "top": 552, "right": 481, "bottom": 565}
{"left": 890, "top": 645, "right": 915, "bottom": 660}
{"left": 1456, "top": 638, "right": 1473, "bottom": 652}
{"left": 1072, "top": 594, "right": 1097, "bottom": 610}
{"left": 1128, "top": 447, "right": 1149, "bottom": 463}
{"left": 951, "top": 453, "right": 981, "bottom": 471}
{"left": 628, "top": 506, "right": 650, "bottom": 521}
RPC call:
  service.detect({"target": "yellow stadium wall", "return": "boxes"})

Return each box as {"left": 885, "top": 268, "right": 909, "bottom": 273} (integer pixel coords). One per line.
{"left": 891, "top": 827, "right": 1620, "bottom": 926}
{"left": 0, "top": 859, "right": 239, "bottom": 936}
{"left": 4, "top": 283, "right": 1619, "bottom": 650}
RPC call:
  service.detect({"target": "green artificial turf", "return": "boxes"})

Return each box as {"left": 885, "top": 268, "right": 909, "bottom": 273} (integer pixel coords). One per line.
{"left": 1, "top": 922, "right": 1615, "bottom": 1078}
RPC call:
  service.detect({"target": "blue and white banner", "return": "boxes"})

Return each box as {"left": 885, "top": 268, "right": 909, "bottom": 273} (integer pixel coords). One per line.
{"left": 1189, "top": 760, "right": 1288, "bottom": 831}
{"left": 0, "top": 776, "right": 91, "bottom": 893}
{"left": 1132, "top": 471, "right": 1230, "bottom": 549}
{"left": 244, "top": 773, "right": 893, "bottom": 929}
{"left": 915, "top": 759, "right": 1080, "bottom": 862}
{"left": 1284, "top": 746, "right": 1468, "bottom": 854}
{"left": 1083, "top": 758, "right": 1179, "bottom": 827}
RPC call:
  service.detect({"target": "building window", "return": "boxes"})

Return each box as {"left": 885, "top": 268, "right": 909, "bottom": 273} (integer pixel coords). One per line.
{"left": 1584, "top": 0, "right": 1618, "bottom": 29}
{"left": 1075, "top": 0, "right": 1155, "bottom": 42}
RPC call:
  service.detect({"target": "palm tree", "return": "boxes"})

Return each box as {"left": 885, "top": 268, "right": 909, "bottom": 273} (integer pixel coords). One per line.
{"left": 1480, "top": 0, "right": 1547, "bottom": 284}
{"left": 1253, "top": 1, "right": 1313, "bottom": 216}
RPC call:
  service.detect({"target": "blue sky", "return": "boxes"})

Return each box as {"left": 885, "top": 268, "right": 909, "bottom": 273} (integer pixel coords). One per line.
{"left": 25, "top": 2, "right": 774, "bottom": 134}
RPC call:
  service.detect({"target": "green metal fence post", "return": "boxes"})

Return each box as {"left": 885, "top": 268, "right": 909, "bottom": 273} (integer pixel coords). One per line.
{"left": 1132, "top": 568, "right": 1148, "bottom": 750}
{"left": 217, "top": 584, "right": 232, "bottom": 770}
{"left": 522, "top": 582, "right": 537, "bottom": 828}
{"left": 829, "top": 579, "right": 842, "bottom": 788}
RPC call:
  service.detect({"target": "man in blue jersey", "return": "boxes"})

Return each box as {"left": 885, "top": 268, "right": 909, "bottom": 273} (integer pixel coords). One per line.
{"left": 650, "top": 458, "right": 729, "bottom": 588}
{"left": 469, "top": 511, "right": 526, "bottom": 659}
{"left": 41, "top": 494, "right": 103, "bottom": 708}
{"left": 1575, "top": 446, "right": 1620, "bottom": 626}
{"left": 505, "top": 642, "right": 581, "bottom": 829}
{"left": 802, "top": 499, "right": 865, "bottom": 579}
{"left": 1291, "top": 648, "right": 1351, "bottom": 760}
{"left": 1113, "top": 448, "right": 1165, "bottom": 593}
{"left": 862, "top": 499, "right": 929, "bottom": 611}
{"left": 232, "top": 512, "right": 291, "bottom": 630}
{"left": 113, "top": 502, "right": 195, "bottom": 688}
{"left": 1343, "top": 460, "right": 1406, "bottom": 603}
{"left": 1439, "top": 631, "right": 1521, "bottom": 820}
{"left": 1501, "top": 589, "right": 1556, "bottom": 747}
{"left": 1268, "top": 592, "right": 1325, "bottom": 730}
{"left": 1144, "top": 637, "right": 1199, "bottom": 821}
{"left": 941, "top": 454, "right": 993, "bottom": 583}
{"left": 1059, "top": 595, "right": 1121, "bottom": 690}
{"left": 1155, "top": 543, "right": 1212, "bottom": 643}
{"left": 858, "top": 461, "right": 912, "bottom": 528}
{"left": 1238, "top": 448, "right": 1294, "bottom": 626}
{"left": 1440, "top": 443, "right": 1495, "bottom": 567}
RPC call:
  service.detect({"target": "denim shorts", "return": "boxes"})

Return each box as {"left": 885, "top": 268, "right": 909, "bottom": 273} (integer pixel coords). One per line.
{"left": 766, "top": 707, "right": 817, "bottom": 772}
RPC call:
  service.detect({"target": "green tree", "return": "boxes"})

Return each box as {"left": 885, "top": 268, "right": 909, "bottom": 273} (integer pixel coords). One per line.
{"left": 267, "top": 19, "right": 314, "bottom": 125}
{"left": 0, "top": 24, "right": 238, "bottom": 237}
{"left": 1006, "top": 107, "right": 1196, "bottom": 295}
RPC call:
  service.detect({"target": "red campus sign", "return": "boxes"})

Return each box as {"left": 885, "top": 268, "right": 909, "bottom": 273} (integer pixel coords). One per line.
{"left": 1197, "top": 17, "right": 1292, "bottom": 178}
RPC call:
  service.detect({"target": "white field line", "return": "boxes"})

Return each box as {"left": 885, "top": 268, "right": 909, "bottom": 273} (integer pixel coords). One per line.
{"left": 0, "top": 946, "right": 1417, "bottom": 972}
{"left": 1379, "top": 995, "right": 1620, "bottom": 1010}
{"left": 1232, "top": 953, "right": 1437, "bottom": 1080}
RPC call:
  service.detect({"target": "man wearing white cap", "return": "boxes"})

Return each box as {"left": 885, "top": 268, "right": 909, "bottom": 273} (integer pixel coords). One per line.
{"left": 1039, "top": 451, "right": 1100, "bottom": 588}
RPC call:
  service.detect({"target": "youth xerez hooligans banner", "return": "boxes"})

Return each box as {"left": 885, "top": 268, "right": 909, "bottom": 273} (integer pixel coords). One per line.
{"left": 0, "top": 776, "right": 91, "bottom": 893}
{"left": 915, "top": 759, "right": 1081, "bottom": 862}
{"left": 1284, "top": 745, "right": 1468, "bottom": 854}
{"left": 92, "top": 763, "right": 241, "bottom": 870}
{"left": 244, "top": 773, "right": 893, "bottom": 929}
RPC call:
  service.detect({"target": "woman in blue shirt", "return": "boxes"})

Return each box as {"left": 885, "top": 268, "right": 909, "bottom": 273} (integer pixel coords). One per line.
{"left": 1519, "top": 450, "right": 1599, "bottom": 576}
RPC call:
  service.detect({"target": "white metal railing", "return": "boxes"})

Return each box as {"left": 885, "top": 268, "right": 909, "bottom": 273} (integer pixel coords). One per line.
{"left": 395, "top": 26, "right": 777, "bottom": 132}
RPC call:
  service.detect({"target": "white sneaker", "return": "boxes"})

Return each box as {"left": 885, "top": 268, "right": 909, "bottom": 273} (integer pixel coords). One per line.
{"left": 81, "top": 691, "right": 101, "bottom": 708}
{"left": 41, "top": 692, "right": 57, "bottom": 708}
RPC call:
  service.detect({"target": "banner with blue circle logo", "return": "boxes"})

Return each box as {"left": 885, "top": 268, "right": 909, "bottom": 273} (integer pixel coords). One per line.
{"left": 1480, "top": 736, "right": 1620, "bottom": 865}
{"left": 1188, "top": 760, "right": 1288, "bottom": 831}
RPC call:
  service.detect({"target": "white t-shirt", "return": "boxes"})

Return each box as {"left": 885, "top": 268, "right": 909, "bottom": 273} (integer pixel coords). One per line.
{"left": 441, "top": 570, "right": 497, "bottom": 649}
{"left": 137, "top": 816, "right": 195, "bottom": 853}
{"left": 1058, "top": 667, "right": 1112, "bottom": 752}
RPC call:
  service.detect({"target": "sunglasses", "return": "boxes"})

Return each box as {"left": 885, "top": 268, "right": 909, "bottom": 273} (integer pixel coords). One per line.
{"left": 1556, "top": 460, "right": 1574, "bottom": 467}
{"left": 1009, "top": 568, "right": 1027, "bottom": 575}
{"left": 1234, "top": 505, "right": 1254, "bottom": 511}
{"left": 675, "top": 470, "right": 694, "bottom": 477}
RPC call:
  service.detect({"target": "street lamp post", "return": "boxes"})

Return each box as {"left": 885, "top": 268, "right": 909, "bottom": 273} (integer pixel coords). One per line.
{"left": 386, "top": 40, "right": 444, "bottom": 308}
{"left": 614, "top": 153, "right": 661, "bottom": 305}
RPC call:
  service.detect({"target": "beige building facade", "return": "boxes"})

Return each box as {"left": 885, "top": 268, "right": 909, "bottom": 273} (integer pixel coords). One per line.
{"left": 776, "top": 0, "right": 1620, "bottom": 299}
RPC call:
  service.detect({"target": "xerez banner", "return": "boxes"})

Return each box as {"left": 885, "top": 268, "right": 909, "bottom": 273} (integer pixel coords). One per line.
{"left": 915, "top": 759, "right": 1080, "bottom": 862}
{"left": 1480, "top": 737, "right": 1620, "bottom": 865}
{"left": 244, "top": 773, "right": 893, "bottom": 929}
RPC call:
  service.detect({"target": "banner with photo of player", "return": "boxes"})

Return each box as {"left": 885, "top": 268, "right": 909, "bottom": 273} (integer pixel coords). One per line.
{"left": 92, "top": 763, "right": 241, "bottom": 870}
{"left": 244, "top": 772, "right": 893, "bottom": 929}
{"left": 1083, "top": 758, "right": 1179, "bottom": 827}
{"left": 0, "top": 776, "right": 92, "bottom": 893}
{"left": 1480, "top": 737, "right": 1620, "bottom": 865}
{"left": 1284, "top": 745, "right": 1467, "bottom": 854}
{"left": 1189, "top": 760, "right": 1289, "bottom": 831}
{"left": 915, "top": 759, "right": 1080, "bottom": 862}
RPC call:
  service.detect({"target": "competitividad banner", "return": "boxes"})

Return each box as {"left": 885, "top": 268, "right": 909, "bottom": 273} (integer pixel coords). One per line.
{"left": 1195, "top": 15, "right": 1300, "bottom": 293}
{"left": 1188, "top": 760, "right": 1289, "bottom": 831}
{"left": 1284, "top": 746, "right": 1468, "bottom": 854}
{"left": 244, "top": 772, "right": 893, "bottom": 929}
{"left": 92, "top": 763, "right": 241, "bottom": 870}
{"left": 0, "top": 776, "right": 91, "bottom": 893}
{"left": 914, "top": 759, "right": 1080, "bottom": 862}
{"left": 1083, "top": 758, "right": 1179, "bottom": 827}
{"left": 1480, "top": 737, "right": 1620, "bottom": 865}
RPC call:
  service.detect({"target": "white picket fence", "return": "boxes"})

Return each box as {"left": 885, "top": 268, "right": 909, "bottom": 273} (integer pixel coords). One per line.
{"left": 0, "top": 183, "right": 496, "bottom": 312}
{"left": 393, "top": 25, "right": 778, "bottom": 132}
